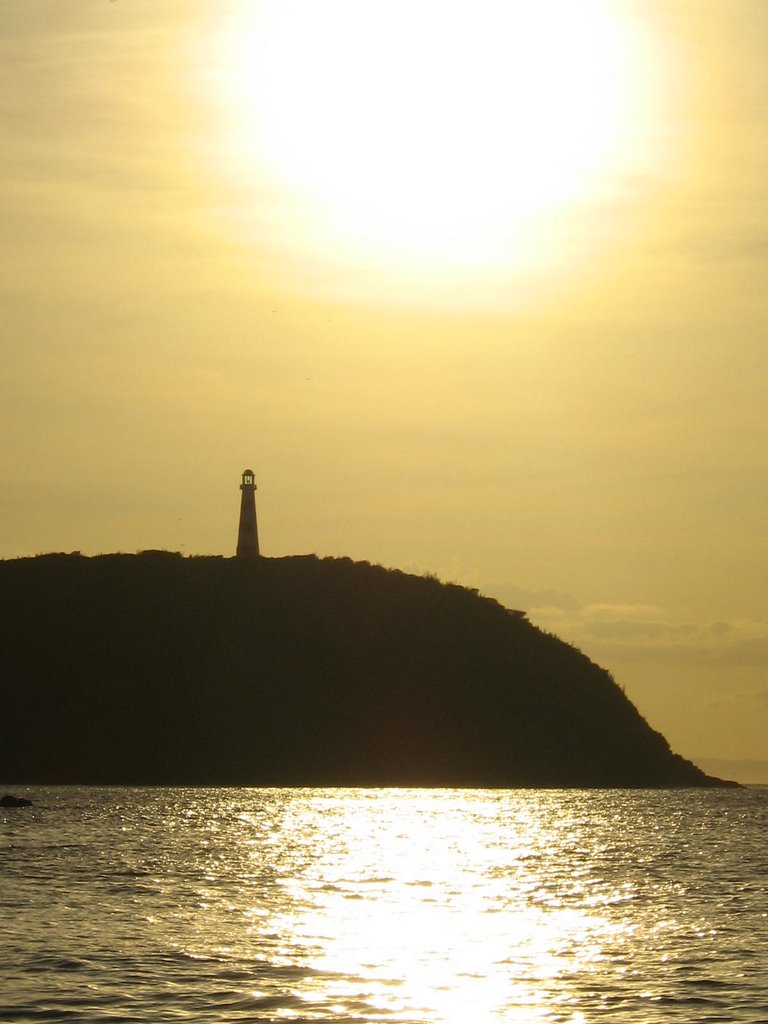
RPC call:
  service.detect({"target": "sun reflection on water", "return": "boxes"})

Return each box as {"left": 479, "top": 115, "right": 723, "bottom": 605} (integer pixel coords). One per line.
{"left": 5, "top": 787, "right": 765, "bottom": 1023}
{"left": 224, "top": 790, "right": 633, "bottom": 1022}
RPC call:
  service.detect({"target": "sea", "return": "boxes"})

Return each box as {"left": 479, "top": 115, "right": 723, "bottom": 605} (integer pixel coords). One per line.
{"left": 1, "top": 787, "right": 766, "bottom": 1024}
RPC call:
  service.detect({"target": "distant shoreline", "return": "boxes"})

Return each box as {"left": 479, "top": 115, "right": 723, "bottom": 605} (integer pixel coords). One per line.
{"left": 694, "top": 759, "right": 768, "bottom": 786}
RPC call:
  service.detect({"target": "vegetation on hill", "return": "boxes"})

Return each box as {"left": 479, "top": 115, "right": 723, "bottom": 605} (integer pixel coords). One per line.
{"left": 0, "top": 552, "right": 730, "bottom": 786}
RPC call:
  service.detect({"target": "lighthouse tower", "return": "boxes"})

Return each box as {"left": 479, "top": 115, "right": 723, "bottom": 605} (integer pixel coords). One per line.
{"left": 236, "top": 468, "right": 260, "bottom": 559}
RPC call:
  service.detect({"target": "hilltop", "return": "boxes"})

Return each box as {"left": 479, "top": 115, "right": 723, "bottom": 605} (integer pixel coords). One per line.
{"left": 0, "top": 552, "right": 732, "bottom": 787}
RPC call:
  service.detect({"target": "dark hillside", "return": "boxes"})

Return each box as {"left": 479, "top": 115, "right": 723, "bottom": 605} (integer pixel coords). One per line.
{"left": 0, "top": 552, "right": 730, "bottom": 786}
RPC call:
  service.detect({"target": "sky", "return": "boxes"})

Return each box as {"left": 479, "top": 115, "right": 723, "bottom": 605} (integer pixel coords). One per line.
{"left": 1, "top": 0, "right": 767, "bottom": 780}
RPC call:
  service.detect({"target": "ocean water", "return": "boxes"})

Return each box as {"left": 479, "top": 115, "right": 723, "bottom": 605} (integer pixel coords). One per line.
{"left": 1, "top": 787, "right": 766, "bottom": 1024}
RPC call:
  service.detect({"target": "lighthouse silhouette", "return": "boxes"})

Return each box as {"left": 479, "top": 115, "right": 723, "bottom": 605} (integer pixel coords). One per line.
{"left": 236, "top": 469, "right": 260, "bottom": 559}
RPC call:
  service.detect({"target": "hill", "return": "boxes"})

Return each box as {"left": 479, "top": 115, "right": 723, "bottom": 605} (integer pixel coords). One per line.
{"left": 0, "top": 552, "right": 733, "bottom": 787}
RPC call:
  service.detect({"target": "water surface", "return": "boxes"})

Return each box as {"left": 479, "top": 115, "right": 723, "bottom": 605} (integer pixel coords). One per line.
{"left": 1, "top": 787, "right": 766, "bottom": 1022}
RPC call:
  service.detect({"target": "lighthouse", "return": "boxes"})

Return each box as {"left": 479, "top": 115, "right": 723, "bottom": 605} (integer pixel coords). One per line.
{"left": 236, "top": 469, "right": 260, "bottom": 559}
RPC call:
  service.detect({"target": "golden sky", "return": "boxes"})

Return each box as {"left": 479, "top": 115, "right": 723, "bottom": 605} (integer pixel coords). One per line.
{"left": 1, "top": 1, "right": 766, "bottom": 776}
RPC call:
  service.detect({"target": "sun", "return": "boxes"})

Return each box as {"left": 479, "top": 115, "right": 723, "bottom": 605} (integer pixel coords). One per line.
{"left": 210, "top": 0, "right": 662, "bottom": 298}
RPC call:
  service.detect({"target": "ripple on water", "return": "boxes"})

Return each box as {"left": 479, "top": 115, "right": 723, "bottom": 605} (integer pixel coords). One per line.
{"left": 0, "top": 786, "right": 766, "bottom": 1023}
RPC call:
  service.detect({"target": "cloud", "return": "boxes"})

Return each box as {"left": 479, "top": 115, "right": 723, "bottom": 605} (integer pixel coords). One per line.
{"left": 480, "top": 580, "right": 768, "bottom": 670}
{"left": 480, "top": 582, "right": 582, "bottom": 615}
{"left": 650, "top": 229, "right": 768, "bottom": 265}
{"left": 582, "top": 619, "right": 673, "bottom": 641}
{"left": 580, "top": 613, "right": 768, "bottom": 667}
{"left": 708, "top": 687, "right": 768, "bottom": 710}
{"left": 584, "top": 617, "right": 768, "bottom": 668}
{"left": 579, "top": 602, "right": 662, "bottom": 621}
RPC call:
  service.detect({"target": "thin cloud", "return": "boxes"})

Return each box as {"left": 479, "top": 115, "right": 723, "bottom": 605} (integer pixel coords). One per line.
{"left": 485, "top": 582, "right": 768, "bottom": 670}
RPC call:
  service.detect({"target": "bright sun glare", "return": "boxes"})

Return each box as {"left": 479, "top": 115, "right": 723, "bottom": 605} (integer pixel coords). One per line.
{"left": 214, "top": 0, "right": 660, "bottom": 295}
